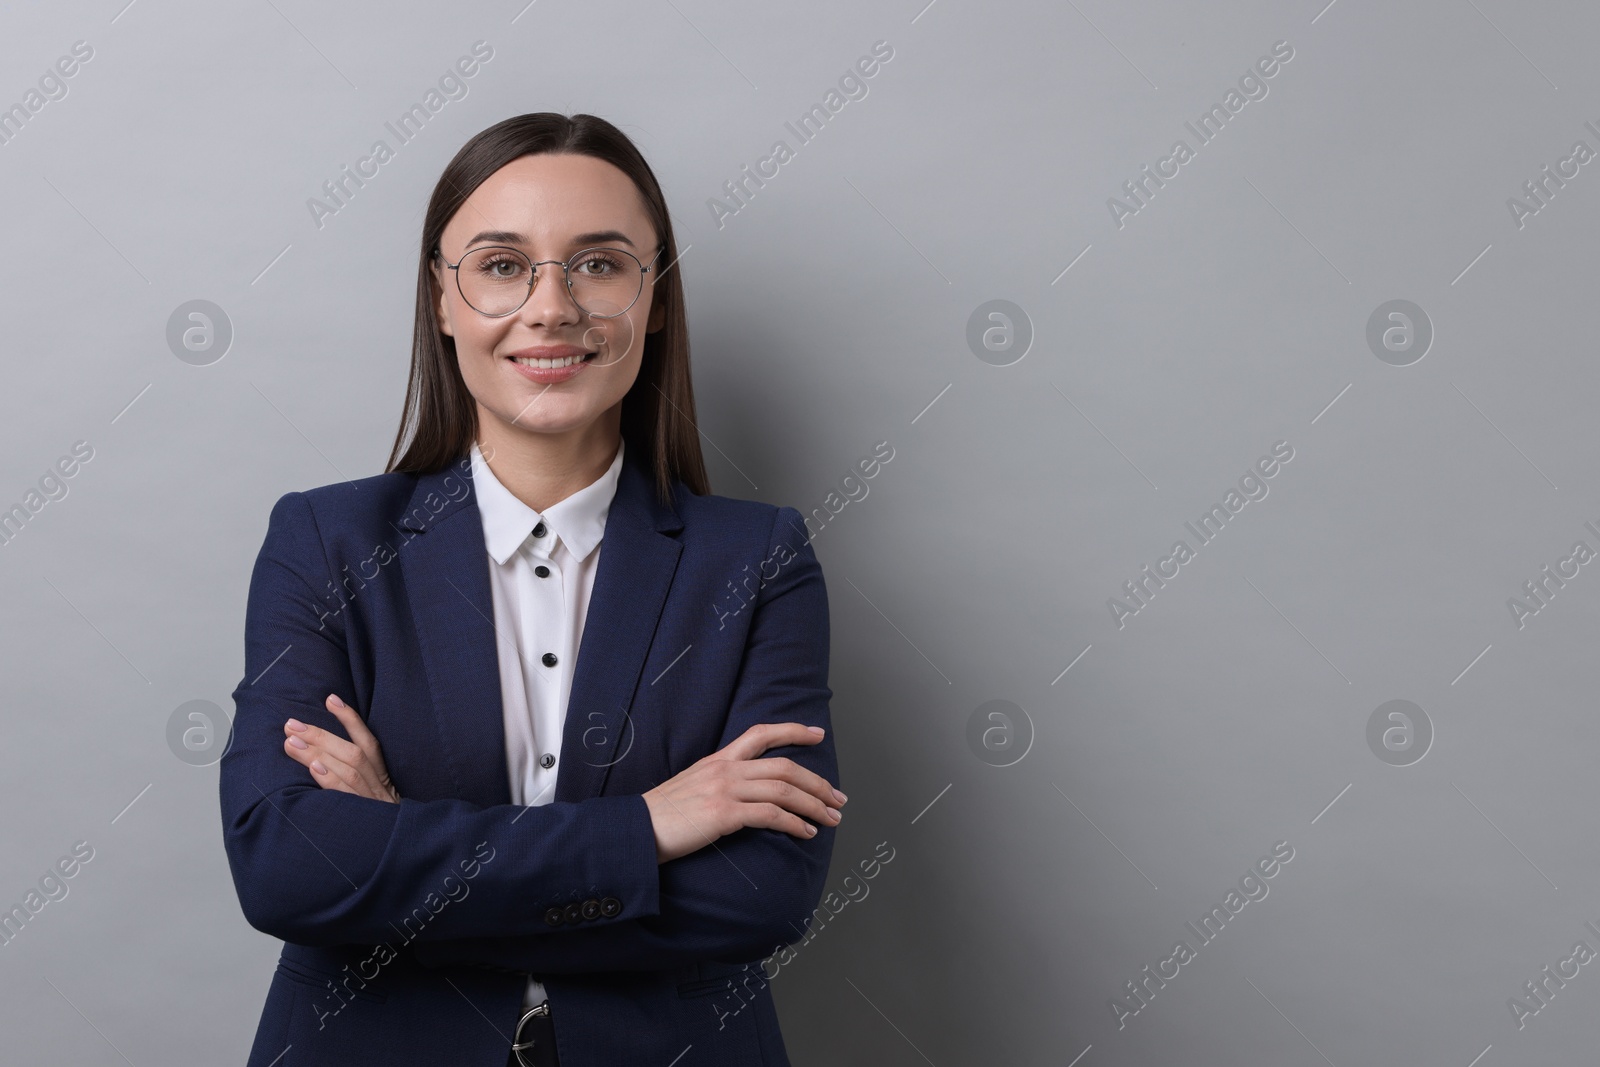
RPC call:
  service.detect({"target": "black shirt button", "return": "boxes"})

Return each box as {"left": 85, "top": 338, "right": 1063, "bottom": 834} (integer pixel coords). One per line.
{"left": 539, "top": 753, "right": 555, "bottom": 769}
{"left": 581, "top": 898, "right": 602, "bottom": 921}
{"left": 534, "top": 565, "right": 550, "bottom": 578}
{"left": 543, "top": 906, "right": 564, "bottom": 927}
{"left": 541, "top": 652, "right": 558, "bottom": 667}
{"left": 531, "top": 522, "right": 547, "bottom": 538}
{"left": 563, "top": 903, "right": 583, "bottom": 925}
{"left": 599, "top": 897, "right": 622, "bottom": 918}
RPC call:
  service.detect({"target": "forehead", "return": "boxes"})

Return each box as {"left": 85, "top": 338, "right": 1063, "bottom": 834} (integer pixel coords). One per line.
{"left": 442, "top": 153, "right": 654, "bottom": 252}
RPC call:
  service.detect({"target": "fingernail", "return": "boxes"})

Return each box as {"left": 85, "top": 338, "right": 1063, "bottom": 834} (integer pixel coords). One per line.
{"left": 806, "top": 823, "right": 817, "bottom": 836}
{"left": 288, "top": 735, "right": 308, "bottom": 749}
{"left": 807, "top": 726, "right": 825, "bottom": 736}
{"left": 828, "top": 807, "right": 842, "bottom": 822}
{"left": 329, "top": 695, "right": 347, "bottom": 708}
{"left": 311, "top": 760, "right": 327, "bottom": 774}
{"left": 832, "top": 788, "right": 847, "bottom": 804}
{"left": 286, "top": 719, "right": 306, "bottom": 733}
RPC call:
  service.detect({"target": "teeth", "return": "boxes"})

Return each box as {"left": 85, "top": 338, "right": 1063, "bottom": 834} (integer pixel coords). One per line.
{"left": 513, "top": 354, "right": 589, "bottom": 368}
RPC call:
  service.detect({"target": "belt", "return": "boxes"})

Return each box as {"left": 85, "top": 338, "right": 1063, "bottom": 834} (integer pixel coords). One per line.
{"left": 508, "top": 1000, "right": 559, "bottom": 1067}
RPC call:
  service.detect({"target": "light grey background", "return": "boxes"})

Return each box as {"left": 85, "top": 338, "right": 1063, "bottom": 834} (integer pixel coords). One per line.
{"left": 0, "top": 0, "right": 1594, "bottom": 1063}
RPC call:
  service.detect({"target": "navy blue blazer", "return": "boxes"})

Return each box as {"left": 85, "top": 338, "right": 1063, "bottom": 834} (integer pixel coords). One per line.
{"left": 219, "top": 442, "right": 838, "bottom": 1067}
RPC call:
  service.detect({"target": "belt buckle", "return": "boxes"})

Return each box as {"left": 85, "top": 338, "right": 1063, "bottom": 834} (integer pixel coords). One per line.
{"left": 512, "top": 1000, "right": 551, "bottom": 1067}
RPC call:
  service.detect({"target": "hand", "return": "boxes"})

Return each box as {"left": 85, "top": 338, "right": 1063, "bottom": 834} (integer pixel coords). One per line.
{"left": 642, "top": 722, "right": 845, "bottom": 864}
{"left": 283, "top": 694, "right": 401, "bottom": 804}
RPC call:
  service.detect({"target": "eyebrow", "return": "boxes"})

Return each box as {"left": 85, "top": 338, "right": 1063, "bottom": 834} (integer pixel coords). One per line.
{"left": 462, "top": 229, "right": 637, "bottom": 250}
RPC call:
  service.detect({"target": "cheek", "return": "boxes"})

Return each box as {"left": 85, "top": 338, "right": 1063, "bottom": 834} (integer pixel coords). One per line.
{"left": 452, "top": 321, "right": 500, "bottom": 373}
{"left": 451, "top": 324, "right": 516, "bottom": 408}
{"left": 583, "top": 310, "right": 649, "bottom": 372}
{"left": 616, "top": 310, "right": 652, "bottom": 375}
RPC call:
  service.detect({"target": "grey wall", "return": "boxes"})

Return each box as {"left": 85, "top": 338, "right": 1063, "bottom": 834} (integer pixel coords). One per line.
{"left": 1, "top": 0, "right": 1594, "bottom": 1063}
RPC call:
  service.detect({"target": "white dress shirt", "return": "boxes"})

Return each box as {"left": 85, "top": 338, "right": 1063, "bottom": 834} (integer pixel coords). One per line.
{"left": 468, "top": 437, "right": 625, "bottom": 1010}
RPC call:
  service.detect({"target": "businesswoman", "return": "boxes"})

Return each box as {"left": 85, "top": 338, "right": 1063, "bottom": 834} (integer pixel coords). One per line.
{"left": 219, "top": 112, "right": 844, "bottom": 1067}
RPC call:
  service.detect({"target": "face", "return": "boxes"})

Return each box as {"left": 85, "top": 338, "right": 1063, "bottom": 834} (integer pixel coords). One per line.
{"left": 430, "top": 152, "right": 666, "bottom": 445}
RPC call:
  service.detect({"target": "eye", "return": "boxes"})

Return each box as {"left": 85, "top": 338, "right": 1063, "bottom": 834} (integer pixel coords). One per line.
{"left": 479, "top": 255, "right": 527, "bottom": 279}
{"left": 573, "top": 251, "right": 624, "bottom": 276}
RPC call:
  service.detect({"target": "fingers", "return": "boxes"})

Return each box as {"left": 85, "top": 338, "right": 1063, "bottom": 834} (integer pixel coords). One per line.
{"left": 716, "top": 721, "right": 827, "bottom": 762}
{"left": 284, "top": 715, "right": 365, "bottom": 774}
{"left": 322, "top": 694, "right": 375, "bottom": 740}
{"left": 282, "top": 729, "right": 397, "bottom": 802}
{"left": 283, "top": 696, "right": 399, "bottom": 803}
{"left": 283, "top": 735, "right": 361, "bottom": 794}
{"left": 742, "top": 799, "right": 822, "bottom": 840}
{"left": 644, "top": 727, "right": 840, "bottom": 861}
{"left": 733, "top": 754, "right": 846, "bottom": 808}
{"left": 735, "top": 778, "right": 842, "bottom": 831}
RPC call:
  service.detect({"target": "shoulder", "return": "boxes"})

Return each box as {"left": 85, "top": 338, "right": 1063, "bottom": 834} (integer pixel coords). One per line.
{"left": 670, "top": 485, "right": 810, "bottom": 554}
{"left": 672, "top": 487, "right": 827, "bottom": 628}
{"left": 253, "top": 467, "right": 444, "bottom": 576}
{"left": 266, "top": 470, "right": 428, "bottom": 531}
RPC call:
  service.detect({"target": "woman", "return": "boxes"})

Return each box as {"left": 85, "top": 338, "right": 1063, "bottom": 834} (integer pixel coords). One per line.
{"left": 219, "top": 113, "right": 844, "bottom": 1067}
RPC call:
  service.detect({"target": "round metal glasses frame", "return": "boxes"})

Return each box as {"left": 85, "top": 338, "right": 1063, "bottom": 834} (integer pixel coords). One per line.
{"left": 434, "top": 243, "right": 665, "bottom": 320}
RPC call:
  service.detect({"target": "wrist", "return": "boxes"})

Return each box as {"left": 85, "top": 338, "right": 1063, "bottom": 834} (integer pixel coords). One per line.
{"left": 640, "top": 788, "right": 669, "bottom": 864}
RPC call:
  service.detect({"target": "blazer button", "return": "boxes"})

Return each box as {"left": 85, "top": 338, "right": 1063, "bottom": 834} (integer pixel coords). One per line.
{"left": 563, "top": 902, "right": 583, "bottom": 925}
{"left": 580, "top": 898, "right": 602, "bottom": 921}
{"left": 543, "top": 906, "right": 564, "bottom": 927}
{"left": 600, "top": 897, "right": 622, "bottom": 918}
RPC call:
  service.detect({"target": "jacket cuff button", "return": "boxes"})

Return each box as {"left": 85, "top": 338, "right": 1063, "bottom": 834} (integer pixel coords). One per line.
{"left": 543, "top": 906, "right": 564, "bottom": 927}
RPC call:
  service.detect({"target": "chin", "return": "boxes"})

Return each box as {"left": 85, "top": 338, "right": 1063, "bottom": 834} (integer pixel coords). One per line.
{"left": 491, "top": 399, "right": 609, "bottom": 436}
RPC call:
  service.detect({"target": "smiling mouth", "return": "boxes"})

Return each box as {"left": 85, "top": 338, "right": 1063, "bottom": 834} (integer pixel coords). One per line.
{"left": 510, "top": 352, "right": 596, "bottom": 369}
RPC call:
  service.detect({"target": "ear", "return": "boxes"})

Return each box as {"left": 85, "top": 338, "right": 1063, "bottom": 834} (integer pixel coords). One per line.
{"left": 429, "top": 255, "right": 455, "bottom": 338}
{"left": 646, "top": 291, "right": 666, "bottom": 335}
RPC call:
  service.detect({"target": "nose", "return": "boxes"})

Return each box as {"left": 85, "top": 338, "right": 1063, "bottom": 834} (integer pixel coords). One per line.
{"left": 518, "top": 261, "right": 583, "bottom": 327}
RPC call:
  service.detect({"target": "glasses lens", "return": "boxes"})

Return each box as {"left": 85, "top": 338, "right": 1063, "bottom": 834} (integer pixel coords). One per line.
{"left": 567, "top": 248, "right": 644, "bottom": 318}
{"left": 455, "top": 247, "right": 644, "bottom": 318}
{"left": 457, "top": 247, "right": 534, "bottom": 316}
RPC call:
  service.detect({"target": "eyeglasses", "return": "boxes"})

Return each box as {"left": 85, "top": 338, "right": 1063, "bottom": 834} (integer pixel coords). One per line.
{"left": 435, "top": 243, "right": 663, "bottom": 320}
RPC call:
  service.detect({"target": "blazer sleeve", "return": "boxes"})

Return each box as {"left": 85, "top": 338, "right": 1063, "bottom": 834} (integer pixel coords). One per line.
{"left": 408, "top": 505, "right": 839, "bottom": 974}
{"left": 218, "top": 491, "right": 662, "bottom": 948}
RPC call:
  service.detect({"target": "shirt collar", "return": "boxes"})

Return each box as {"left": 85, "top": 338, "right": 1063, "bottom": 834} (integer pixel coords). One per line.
{"left": 469, "top": 438, "right": 625, "bottom": 565}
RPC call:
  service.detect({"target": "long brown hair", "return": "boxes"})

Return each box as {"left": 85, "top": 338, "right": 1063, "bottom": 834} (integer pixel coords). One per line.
{"left": 384, "top": 112, "right": 710, "bottom": 503}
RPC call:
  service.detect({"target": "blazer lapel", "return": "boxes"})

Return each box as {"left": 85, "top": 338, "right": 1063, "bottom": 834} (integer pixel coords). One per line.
{"left": 555, "top": 447, "right": 683, "bottom": 801}
{"left": 397, "top": 459, "right": 512, "bottom": 809}
{"left": 397, "top": 446, "right": 684, "bottom": 809}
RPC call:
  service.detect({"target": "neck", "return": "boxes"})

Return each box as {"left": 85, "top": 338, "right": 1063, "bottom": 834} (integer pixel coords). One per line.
{"left": 474, "top": 407, "right": 622, "bottom": 514}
